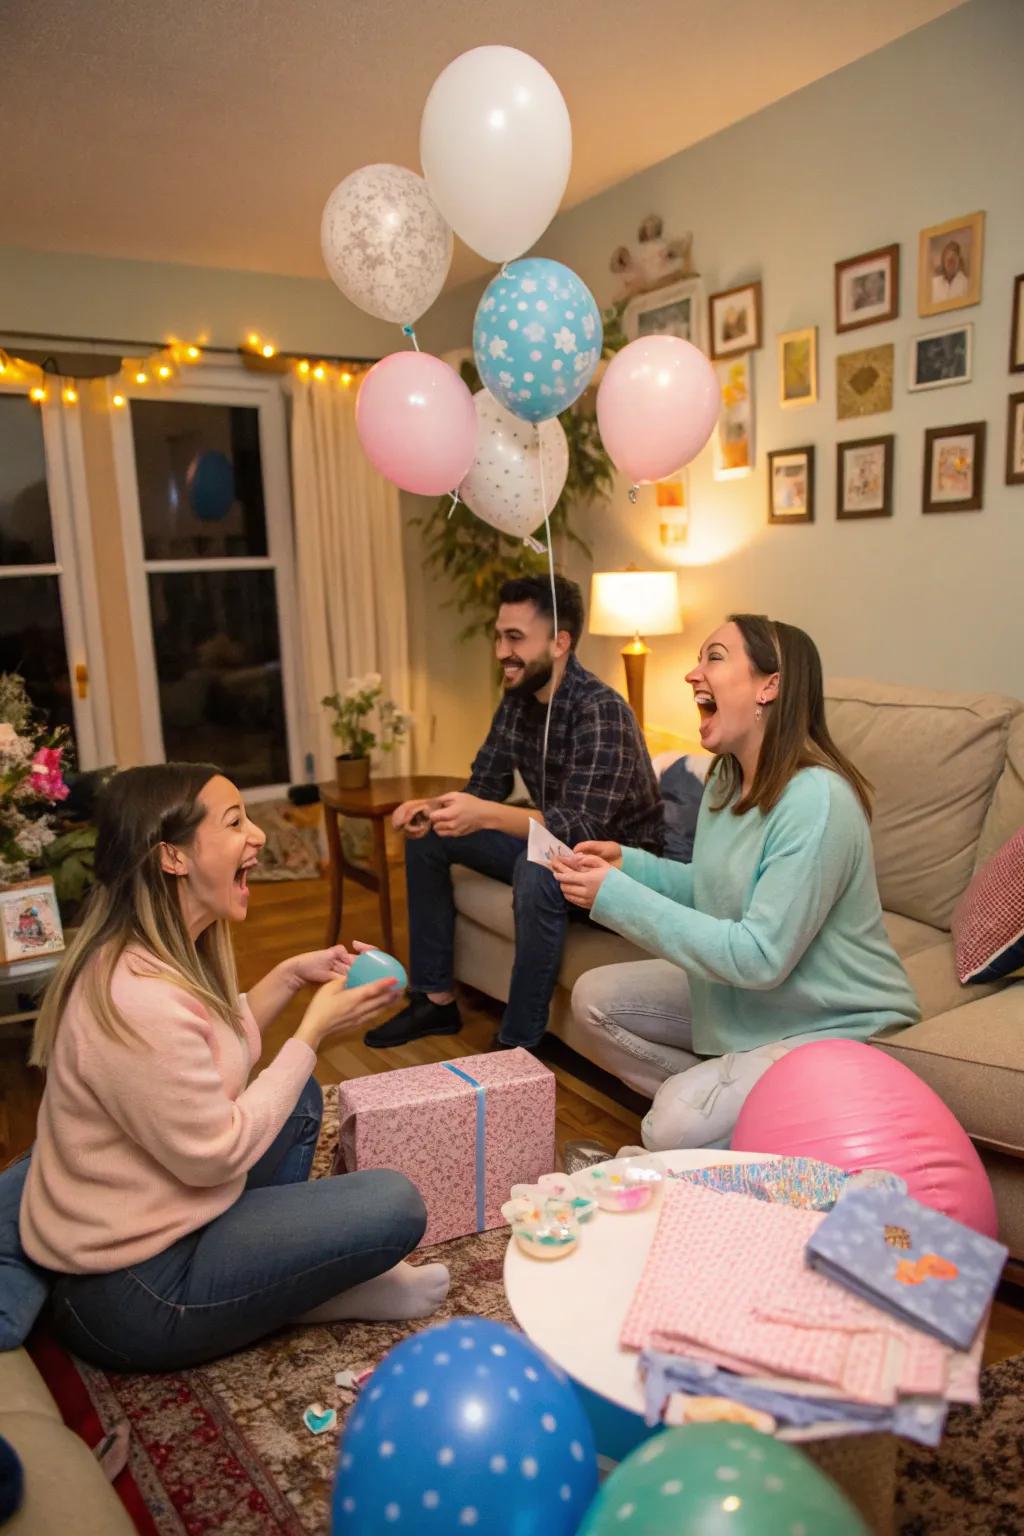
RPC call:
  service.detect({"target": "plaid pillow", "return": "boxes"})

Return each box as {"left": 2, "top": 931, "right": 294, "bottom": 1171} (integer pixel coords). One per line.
{"left": 952, "top": 826, "right": 1024, "bottom": 983}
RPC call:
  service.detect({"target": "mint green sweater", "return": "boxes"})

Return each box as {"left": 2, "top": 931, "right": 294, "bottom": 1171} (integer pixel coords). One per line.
{"left": 591, "top": 765, "right": 920, "bottom": 1055}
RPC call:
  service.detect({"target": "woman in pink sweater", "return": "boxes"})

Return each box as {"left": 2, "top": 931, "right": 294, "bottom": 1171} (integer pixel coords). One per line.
{"left": 20, "top": 764, "right": 449, "bottom": 1372}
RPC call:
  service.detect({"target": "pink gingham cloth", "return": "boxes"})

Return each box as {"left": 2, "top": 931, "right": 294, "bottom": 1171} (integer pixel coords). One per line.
{"left": 620, "top": 1182, "right": 960, "bottom": 1405}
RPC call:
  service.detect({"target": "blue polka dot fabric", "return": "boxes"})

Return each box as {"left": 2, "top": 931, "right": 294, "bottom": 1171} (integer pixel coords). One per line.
{"left": 473, "top": 258, "right": 602, "bottom": 423}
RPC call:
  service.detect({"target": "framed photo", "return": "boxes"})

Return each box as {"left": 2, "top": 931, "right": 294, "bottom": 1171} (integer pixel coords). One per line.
{"left": 624, "top": 277, "right": 705, "bottom": 352}
{"left": 908, "top": 323, "right": 973, "bottom": 392}
{"left": 0, "top": 878, "right": 65, "bottom": 965}
{"left": 713, "top": 354, "right": 755, "bottom": 478}
{"left": 656, "top": 473, "right": 690, "bottom": 545}
{"left": 836, "top": 343, "right": 894, "bottom": 420}
{"left": 1010, "top": 275, "right": 1024, "bottom": 373}
{"left": 918, "top": 211, "right": 984, "bottom": 316}
{"left": 922, "top": 421, "right": 986, "bottom": 514}
{"left": 1006, "top": 394, "right": 1024, "bottom": 486}
{"left": 837, "top": 435, "right": 894, "bottom": 520}
{"left": 767, "top": 446, "right": 815, "bottom": 524}
{"left": 778, "top": 326, "right": 818, "bottom": 408}
{"left": 708, "top": 280, "right": 762, "bottom": 359}
{"left": 835, "top": 244, "right": 899, "bottom": 332}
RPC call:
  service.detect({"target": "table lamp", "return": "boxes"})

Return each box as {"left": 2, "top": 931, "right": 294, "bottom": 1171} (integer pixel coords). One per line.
{"left": 589, "top": 567, "right": 682, "bottom": 728}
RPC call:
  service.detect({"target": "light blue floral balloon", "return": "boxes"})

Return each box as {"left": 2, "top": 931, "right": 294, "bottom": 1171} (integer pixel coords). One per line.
{"left": 473, "top": 258, "right": 603, "bottom": 423}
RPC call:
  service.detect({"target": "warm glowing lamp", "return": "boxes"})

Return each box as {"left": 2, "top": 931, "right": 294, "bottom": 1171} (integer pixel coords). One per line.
{"left": 589, "top": 566, "right": 681, "bottom": 727}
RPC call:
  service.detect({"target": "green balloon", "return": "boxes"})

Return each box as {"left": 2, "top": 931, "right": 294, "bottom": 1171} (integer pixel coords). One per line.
{"left": 577, "top": 1424, "right": 869, "bottom": 1536}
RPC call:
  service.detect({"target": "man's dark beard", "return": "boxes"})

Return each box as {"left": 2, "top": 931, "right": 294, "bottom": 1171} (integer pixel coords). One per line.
{"left": 501, "top": 657, "right": 554, "bottom": 697}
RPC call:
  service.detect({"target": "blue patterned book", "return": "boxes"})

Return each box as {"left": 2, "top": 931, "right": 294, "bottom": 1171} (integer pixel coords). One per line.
{"left": 805, "top": 1187, "right": 1007, "bottom": 1350}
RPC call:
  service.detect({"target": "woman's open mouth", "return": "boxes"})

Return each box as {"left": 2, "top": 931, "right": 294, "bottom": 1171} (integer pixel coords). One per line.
{"left": 694, "top": 690, "right": 718, "bottom": 718}
{"left": 234, "top": 857, "right": 259, "bottom": 893}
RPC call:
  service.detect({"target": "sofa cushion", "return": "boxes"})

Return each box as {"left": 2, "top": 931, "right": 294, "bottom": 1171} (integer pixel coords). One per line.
{"left": 825, "top": 678, "right": 1016, "bottom": 930}
{"left": 953, "top": 826, "right": 1024, "bottom": 983}
{"left": 0, "top": 1157, "right": 51, "bottom": 1351}
{"left": 659, "top": 755, "right": 710, "bottom": 863}
{"left": 453, "top": 866, "right": 514, "bottom": 937}
{"left": 0, "top": 1352, "right": 60, "bottom": 1422}
{"left": 0, "top": 1409, "right": 136, "bottom": 1535}
{"left": 976, "top": 708, "right": 1024, "bottom": 869}
{"left": 872, "top": 981, "right": 1024, "bottom": 1154}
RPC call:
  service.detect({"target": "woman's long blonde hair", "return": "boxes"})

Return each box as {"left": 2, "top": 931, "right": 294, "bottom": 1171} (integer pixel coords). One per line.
{"left": 30, "top": 763, "right": 242, "bottom": 1068}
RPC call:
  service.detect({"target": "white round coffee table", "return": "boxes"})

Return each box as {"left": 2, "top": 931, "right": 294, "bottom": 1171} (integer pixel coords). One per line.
{"left": 504, "top": 1149, "right": 764, "bottom": 1454}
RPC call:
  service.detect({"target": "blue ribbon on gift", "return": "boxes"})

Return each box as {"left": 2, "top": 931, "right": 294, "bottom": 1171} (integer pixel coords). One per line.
{"left": 441, "top": 1062, "right": 486, "bottom": 1232}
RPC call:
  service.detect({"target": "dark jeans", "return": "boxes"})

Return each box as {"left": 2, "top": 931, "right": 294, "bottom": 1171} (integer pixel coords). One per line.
{"left": 406, "top": 827, "right": 589, "bottom": 1048}
{"left": 50, "top": 1076, "right": 426, "bottom": 1373}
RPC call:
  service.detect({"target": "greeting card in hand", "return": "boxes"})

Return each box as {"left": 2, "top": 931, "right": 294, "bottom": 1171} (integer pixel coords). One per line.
{"left": 805, "top": 1187, "right": 1007, "bottom": 1350}
{"left": 527, "top": 819, "right": 577, "bottom": 869}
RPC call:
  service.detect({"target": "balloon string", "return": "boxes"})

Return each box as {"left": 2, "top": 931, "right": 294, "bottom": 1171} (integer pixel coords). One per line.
{"left": 402, "top": 324, "right": 421, "bottom": 352}
{"left": 537, "top": 424, "right": 557, "bottom": 818}
{"left": 447, "top": 490, "right": 460, "bottom": 519}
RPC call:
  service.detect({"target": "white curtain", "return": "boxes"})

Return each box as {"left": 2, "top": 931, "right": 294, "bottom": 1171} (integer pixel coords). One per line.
{"left": 288, "top": 379, "right": 412, "bottom": 780}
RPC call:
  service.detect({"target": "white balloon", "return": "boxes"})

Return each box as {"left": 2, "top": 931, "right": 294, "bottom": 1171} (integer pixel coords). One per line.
{"left": 460, "top": 390, "right": 569, "bottom": 539}
{"left": 420, "top": 47, "right": 571, "bottom": 263}
{"left": 321, "top": 164, "right": 453, "bottom": 325}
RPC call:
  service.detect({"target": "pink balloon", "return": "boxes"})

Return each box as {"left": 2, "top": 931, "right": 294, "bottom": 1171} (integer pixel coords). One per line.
{"left": 596, "top": 335, "right": 720, "bottom": 487}
{"left": 732, "top": 1040, "right": 998, "bottom": 1238}
{"left": 355, "top": 352, "right": 478, "bottom": 496}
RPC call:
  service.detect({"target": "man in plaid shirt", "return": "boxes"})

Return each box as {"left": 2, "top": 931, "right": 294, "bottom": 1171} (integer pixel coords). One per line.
{"left": 365, "top": 574, "right": 663, "bottom": 1052}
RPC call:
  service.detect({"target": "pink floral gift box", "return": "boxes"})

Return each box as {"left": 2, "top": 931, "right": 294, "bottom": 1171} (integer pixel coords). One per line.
{"left": 334, "top": 1049, "right": 556, "bottom": 1247}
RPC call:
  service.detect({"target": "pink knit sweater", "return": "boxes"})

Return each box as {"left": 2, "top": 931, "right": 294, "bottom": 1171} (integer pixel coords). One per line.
{"left": 20, "top": 949, "right": 315, "bottom": 1274}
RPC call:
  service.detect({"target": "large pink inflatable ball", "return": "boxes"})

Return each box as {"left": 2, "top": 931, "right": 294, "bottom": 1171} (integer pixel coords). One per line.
{"left": 731, "top": 1039, "right": 998, "bottom": 1238}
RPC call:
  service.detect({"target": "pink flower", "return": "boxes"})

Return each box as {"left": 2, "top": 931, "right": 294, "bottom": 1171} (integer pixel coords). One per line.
{"left": 30, "top": 747, "right": 69, "bottom": 802}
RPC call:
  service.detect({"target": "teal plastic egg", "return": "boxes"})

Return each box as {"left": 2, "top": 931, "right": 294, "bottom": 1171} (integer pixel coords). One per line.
{"left": 345, "top": 949, "right": 408, "bottom": 991}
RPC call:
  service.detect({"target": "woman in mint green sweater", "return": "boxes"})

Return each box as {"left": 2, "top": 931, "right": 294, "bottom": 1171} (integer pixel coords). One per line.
{"left": 554, "top": 614, "right": 919, "bottom": 1150}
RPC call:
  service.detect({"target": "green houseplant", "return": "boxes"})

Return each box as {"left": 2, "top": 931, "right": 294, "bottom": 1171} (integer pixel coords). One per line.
{"left": 321, "top": 675, "right": 410, "bottom": 790}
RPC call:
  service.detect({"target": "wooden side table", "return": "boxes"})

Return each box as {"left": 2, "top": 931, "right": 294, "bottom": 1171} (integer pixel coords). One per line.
{"left": 318, "top": 775, "right": 465, "bottom": 952}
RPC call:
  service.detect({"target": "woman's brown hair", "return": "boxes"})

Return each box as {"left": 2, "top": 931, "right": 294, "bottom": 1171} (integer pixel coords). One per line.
{"left": 710, "top": 614, "right": 873, "bottom": 819}
{"left": 30, "top": 763, "right": 242, "bottom": 1067}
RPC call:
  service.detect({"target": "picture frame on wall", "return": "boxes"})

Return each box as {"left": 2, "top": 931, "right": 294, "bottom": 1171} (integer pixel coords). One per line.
{"left": 655, "top": 472, "right": 691, "bottom": 545}
{"left": 834, "top": 244, "right": 899, "bottom": 333}
{"left": 918, "top": 211, "right": 985, "bottom": 317}
{"left": 708, "top": 280, "right": 762, "bottom": 359}
{"left": 624, "top": 277, "right": 705, "bottom": 352}
{"left": 908, "top": 324, "right": 973, "bottom": 392}
{"left": 767, "top": 446, "right": 815, "bottom": 524}
{"left": 713, "top": 354, "right": 755, "bottom": 478}
{"left": 1010, "top": 274, "right": 1024, "bottom": 373}
{"left": 1006, "top": 394, "right": 1024, "bottom": 486}
{"left": 837, "top": 435, "right": 894, "bottom": 520}
{"left": 836, "top": 343, "right": 894, "bottom": 420}
{"left": 778, "top": 327, "right": 818, "bottom": 408}
{"left": 922, "top": 421, "right": 986, "bottom": 514}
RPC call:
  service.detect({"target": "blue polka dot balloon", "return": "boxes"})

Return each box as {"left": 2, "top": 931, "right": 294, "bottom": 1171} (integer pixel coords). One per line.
{"left": 332, "top": 1316, "right": 597, "bottom": 1535}
{"left": 473, "top": 257, "right": 603, "bottom": 423}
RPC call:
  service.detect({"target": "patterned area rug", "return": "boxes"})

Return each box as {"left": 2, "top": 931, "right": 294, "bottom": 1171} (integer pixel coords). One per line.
{"left": 246, "top": 801, "right": 322, "bottom": 882}
{"left": 28, "top": 1089, "right": 1024, "bottom": 1536}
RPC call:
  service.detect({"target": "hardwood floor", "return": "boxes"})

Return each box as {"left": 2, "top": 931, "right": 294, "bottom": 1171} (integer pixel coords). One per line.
{"left": 3, "top": 869, "right": 1022, "bottom": 1365}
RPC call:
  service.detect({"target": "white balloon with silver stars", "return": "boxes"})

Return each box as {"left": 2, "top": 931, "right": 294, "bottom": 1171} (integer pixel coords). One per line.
{"left": 460, "top": 389, "right": 569, "bottom": 540}
{"left": 321, "top": 164, "right": 453, "bottom": 326}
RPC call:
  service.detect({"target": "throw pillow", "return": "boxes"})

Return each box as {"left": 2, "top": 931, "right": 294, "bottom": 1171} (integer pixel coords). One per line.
{"left": 951, "top": 826, "right": 1024, "bottom": 984}
{"left": 0, "top": 1153, "right": 51, "bottom": 1351}
{"left": 658, "top": 754, "right": 711, "bottom": 864}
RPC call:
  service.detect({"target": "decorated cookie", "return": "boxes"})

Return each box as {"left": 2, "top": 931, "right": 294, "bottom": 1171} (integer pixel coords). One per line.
{"left": 501, "top": 1195, "right": 581, "bottom": 1261}
{"left": 510, "top": 1172, "right": 597, "bottom": 1224}
{"left": 571, "top": 1154, "right": 665, "bottom": 1213}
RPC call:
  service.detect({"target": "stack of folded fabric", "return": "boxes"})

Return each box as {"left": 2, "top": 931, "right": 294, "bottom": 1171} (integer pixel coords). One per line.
{"left": 625, "top": 1165, "right": 1007, "bottom": 1448}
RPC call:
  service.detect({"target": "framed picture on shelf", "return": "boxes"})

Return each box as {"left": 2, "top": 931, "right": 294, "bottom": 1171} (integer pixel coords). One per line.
{"left": 836, "top": 343, "right": 894, "bottom": 419}
{"left": 922, "top": 421, "right": 986, "bottom": 514}
{"left": 1006, "top": 394, "right": 1024, "bottom": 486}
{"left": 713, "top": 354, "right": 755, "bottom": 478}
{"left": 837, "top": 435, "right": 894, "bottom": 520}
{"left": 918, "top": 211, "right": 984, "bottom": 316}
{"left": 0, "top": 878, "right": 65, "bottom": 966}
{"left": 624, "top": 277, "right": 705, "bottom": 352}
{"left": 708, "top": 280, "right": 762, "bottom": 359}
{"left": 834, "top": 244, "right": 899, "bottom": 332}
{"left": 778, "top": 326, "right": 818, "bottom": 408}
{"left": 908, "top": 324, "right": 973, "bottom": 392}
{"left": 1010, "top": 274, "right": 1024, "bottom": 373}
{"left": 767, "top": 446, "right": 815, "bottom": 524}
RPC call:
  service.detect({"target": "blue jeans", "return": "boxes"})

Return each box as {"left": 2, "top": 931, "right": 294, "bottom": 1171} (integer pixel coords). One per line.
{"left": 406, "top": 827, "right": 589, "bottom": 1048}
{"left": 50, "top": 1077, "right": 427, "bottom": 1372}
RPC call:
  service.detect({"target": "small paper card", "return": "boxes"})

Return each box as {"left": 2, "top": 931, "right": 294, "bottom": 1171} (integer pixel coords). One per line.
{"left": 527, "top": 818, "right": 576, "bottom": 868}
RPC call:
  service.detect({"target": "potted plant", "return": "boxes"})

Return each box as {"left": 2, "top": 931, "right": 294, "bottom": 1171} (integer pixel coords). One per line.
{"left": 321, "top": 674, "right": 410, "bottom": 790}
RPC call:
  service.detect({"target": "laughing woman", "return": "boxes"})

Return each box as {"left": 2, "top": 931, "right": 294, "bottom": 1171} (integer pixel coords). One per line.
{"left": 20, "top": 765, "right": 448, "bottom": 1372}
{"left": 556, "top": 615, "right": 919, "bottom": 1151}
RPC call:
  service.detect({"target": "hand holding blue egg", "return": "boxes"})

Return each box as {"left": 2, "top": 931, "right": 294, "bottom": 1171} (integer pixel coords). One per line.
{"left": 345, "top": 949, "right": 409, "bottom": 992}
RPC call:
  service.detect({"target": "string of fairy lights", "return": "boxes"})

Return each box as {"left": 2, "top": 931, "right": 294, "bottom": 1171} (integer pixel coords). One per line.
{"left": 0, "top": 332, "right": 371, "bottom": 407}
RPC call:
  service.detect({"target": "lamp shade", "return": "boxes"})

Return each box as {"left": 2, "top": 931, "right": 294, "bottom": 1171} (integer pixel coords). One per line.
{"left": 589, "top": 569, "right": 681, "bottom": 637}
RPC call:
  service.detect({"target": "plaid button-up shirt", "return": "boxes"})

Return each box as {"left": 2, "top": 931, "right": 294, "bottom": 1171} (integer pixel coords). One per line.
{"left": 466, "top": 653, "right": 664, "bottom": 852}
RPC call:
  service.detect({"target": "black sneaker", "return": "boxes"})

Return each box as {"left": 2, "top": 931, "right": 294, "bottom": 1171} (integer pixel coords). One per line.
{"left": 364, "top": 993, "right": 463, "bottom": 1048}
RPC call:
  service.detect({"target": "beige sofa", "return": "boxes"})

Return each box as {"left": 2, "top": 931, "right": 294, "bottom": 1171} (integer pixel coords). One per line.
{"left": 452, "top": 677, "right": 1024, "bottom": 1259}
{"left": 0, "top": 1349, "right": 134, "bottom": 1533}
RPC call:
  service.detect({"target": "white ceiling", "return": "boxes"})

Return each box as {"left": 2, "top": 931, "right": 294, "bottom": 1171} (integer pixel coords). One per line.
{"left": 3, "top": 0, "right": 963, "bottom": 288}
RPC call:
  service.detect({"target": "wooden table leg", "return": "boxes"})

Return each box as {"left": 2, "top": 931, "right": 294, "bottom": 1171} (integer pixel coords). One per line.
{"left": 322, "top": 804, "right": 344, "bottom": 946}
{"left": 372, "top": 817, "right": 394, "bottom": 953}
